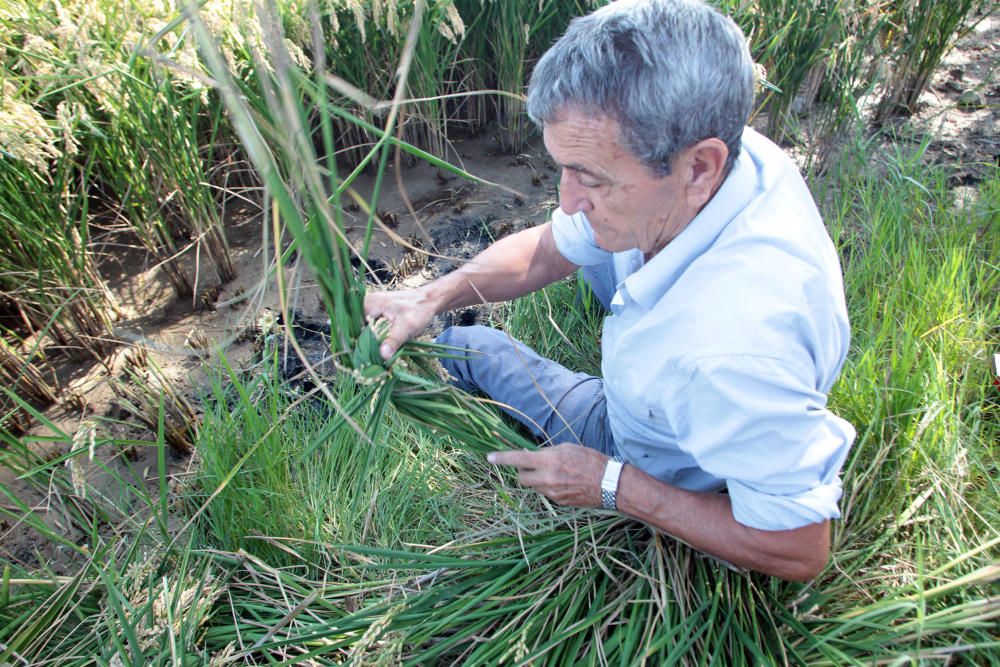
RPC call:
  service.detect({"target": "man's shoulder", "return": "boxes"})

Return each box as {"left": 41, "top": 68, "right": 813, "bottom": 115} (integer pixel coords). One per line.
{"left": 712, "top": 132, "right": 839, "bottom": 290}
{"left": 644, "top": 229, "right": 848, "bottom": 376}
{"left": 739, "top": 127, "right": 797, "bottom": 173}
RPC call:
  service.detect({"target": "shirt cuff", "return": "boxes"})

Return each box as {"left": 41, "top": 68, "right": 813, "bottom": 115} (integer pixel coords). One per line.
{"left": 727, "top": 478, "right": 843, "bottom": 531}
{"left": 550, "top": 209, "right": 610, "bottom": 267}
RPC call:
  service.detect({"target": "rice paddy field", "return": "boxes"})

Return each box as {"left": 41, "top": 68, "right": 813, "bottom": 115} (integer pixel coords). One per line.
{"left": 0, "top": 0, "right": 998, "bottom": 664}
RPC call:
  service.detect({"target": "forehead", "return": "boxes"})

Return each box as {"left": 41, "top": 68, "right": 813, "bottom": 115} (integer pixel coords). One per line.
{"left": 543, "top": 111, "right": 660, "bottom": 185}
{"left": 542, "top": 114, "right": 626, "bottom": 170}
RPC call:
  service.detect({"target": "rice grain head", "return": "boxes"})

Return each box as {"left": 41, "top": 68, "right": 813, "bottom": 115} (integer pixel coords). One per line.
{"left": 752, "top": 61, "right": 768, "bottom": 98}
{"left": 140, "top": 575, "right": 221, "bottom": 649}
{"left": 200, "top": 0, "right": 265, "bottom": 70}
{"left": 285, "top": 38, "right": 312, "bottom": 69}
{"left": 17, "top": 34, "right": 59, "bottom": 78}
{"left": 339, "top": 0, "right": 368, "bottom": 43}
{"left": 208, "top": 642, "right": 238, "bottom": 666}
{"left": 0, "top": 81, "right": 60, "bottom": 170}
{"left": 55, "top": 100, "right": 87, "bottom": 156}
{"left": 371, "top": 0, "right": 400, "bottom": 38}
{"left": 436, "top": 2, "right": 465, "bottom": 44}
{"left": 348, "top": 602, "right": 408, "bottom": 663}
{"left": 66, "top": 455, "right": 87, "bottom": 498}
{"left": 282, "top": 0, "right": 312, "bottom": 46}
{"left": 72, "top": 417, "right": 98, "bottom": 461}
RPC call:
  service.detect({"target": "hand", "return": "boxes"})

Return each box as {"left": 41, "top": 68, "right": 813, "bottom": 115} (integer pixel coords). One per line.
{"left": 487, "top": 444, "right": 610, "bottom": 508}
{"left": 364, "top": 288, "right": 438, "bottom": 360}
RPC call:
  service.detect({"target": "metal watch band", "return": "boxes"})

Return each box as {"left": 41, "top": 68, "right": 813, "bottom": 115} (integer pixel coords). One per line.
{"left": 600, "top": 456, "right": 625, "bottom": 510}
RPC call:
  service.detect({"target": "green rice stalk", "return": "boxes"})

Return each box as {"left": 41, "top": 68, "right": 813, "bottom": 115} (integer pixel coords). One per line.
{"left": 722, "top": 0, "right": 861, "bottom": 144}
{"left": 0, "top": 155, "right": 118, "bottom": 357}
{"left": 186, "top": 0, "right": 538, "bottom": 466}
{"left": 93, "top": 60, "right": 239, "bottom": 297}
{"left": 487, "top": 1, "right": 532, "bottom": 153}
{"left": 873, "top": 0, "right": 988, "bottom": 121}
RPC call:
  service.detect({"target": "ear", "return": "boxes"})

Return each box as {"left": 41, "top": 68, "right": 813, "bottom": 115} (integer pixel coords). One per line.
{"left": 679, "top": 138, "right": 729, "bottom": 209}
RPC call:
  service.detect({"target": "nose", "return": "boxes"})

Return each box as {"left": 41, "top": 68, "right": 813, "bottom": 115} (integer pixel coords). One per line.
{"left": 559, "top": 170, "right": 593, "bottom": 215}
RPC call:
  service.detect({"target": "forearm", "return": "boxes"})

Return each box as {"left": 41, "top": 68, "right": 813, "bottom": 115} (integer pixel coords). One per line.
{"left": 488, "top": 446, "right": 830, "bottom": 581}
{"left": 421, "top": 222, "right": 577, "bottom": 314}
{"left": 616, "top": 465, "right": 830, "bottom": 581}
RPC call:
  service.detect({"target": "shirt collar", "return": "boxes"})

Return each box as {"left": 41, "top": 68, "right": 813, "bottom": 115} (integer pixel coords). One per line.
{"left": 620, "top": 129, "right": 763, "bottom": 312}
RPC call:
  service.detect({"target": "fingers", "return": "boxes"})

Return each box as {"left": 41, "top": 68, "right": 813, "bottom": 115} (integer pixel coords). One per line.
{"left": 363, "top": 294, "right": 387, "bottom": 323}
{"left": 489, "top": 450, "right": 548, "bottom": 493}
{"left": 517, "top": 468, "right": 548, "bottom": 488}
{"left": 364, "top": 290, "right": 435, "bottom": 359}
{"left": 487, "top": 450, "right": 537, "bottom": 469}
{"left": 488, "top": 446, "right": 607, "bottom": 508}
{"left": 364, "top": 295, "right": 405, "bottom": 358}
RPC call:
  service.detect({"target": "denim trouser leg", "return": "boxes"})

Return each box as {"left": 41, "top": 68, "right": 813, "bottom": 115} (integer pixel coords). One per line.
{"left": 437, "top": 325, "right": 615, "bottom": 454}
{"left": 436, "top": 259, "right": 618, "bottom": 455}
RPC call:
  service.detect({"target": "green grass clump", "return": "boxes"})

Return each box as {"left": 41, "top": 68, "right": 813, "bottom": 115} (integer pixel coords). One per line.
{"left": 818, "top": 151, "right": 1000, "bottom": 619}
{"left": 192, "top": 350, "right": 507, "bottom": 572}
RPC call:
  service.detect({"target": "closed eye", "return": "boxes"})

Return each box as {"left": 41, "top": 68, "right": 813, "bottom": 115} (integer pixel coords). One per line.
{"left": 567, "top": 167, "right": 603, "bottom": 188}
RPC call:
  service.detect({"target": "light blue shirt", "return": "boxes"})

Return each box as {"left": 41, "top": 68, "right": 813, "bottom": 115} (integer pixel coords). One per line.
{"left": 551, "top": 128, "right": 855, "bottom": 531}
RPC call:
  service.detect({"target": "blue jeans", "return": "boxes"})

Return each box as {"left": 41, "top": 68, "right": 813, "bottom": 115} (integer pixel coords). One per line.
{"left": 436, "top": 264, "right": 617, "bottom": 455}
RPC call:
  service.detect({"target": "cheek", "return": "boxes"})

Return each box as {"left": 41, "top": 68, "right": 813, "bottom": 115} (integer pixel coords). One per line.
{"left": 596, "top": 196, "right": 635, "bottom": 229}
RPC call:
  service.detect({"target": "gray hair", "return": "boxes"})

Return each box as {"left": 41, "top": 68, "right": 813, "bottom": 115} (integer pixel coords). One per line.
{"left": 526, "top": 0, "right": 754, "bottom": 176}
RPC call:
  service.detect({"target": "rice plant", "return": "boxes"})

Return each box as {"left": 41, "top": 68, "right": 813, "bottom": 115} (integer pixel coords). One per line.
{"left": 728, "top": 0, "right": 861, "bottom": 141}
{"left": 0, "top": 152, "right": 118, "bottom": 357}
{"left": 3, "top": 0, "right": 245, "bottom": 301}
{"left": 192, "top": 348, "right": 507, "bottom": 571}
{"left": 0, "top": 332, "right": 57, "bottom": 433}
{"left": 0, "top": 398, "right": 224, "bottom": 664}
{"left": 108, "top": 345, "right": 199, "bottom": 455}
{"left": 873, "top": 0, "right": 990, "bottom": 121}
{"left": 186, "top": 0, "right": 539, "bottom": 455}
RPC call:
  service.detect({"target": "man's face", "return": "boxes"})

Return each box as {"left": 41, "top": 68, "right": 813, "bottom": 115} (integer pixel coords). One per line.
{"left": 543, "top": 111, "right": 693, "bottom": 257}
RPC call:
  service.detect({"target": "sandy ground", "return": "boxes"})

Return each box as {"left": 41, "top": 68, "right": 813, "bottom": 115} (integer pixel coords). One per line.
{"left": 1, "top": 12, "right": 996, "bottom": 573}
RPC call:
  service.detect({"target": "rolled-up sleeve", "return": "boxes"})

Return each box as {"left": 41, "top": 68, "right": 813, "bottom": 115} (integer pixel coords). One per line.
{"left": 664, "top": 355, "right": 855, "bottom": 531}
{"left": 550, "top": 209, "right": 611, "bottom": 267}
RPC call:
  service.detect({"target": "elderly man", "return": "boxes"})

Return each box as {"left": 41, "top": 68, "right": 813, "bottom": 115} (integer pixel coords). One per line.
{"left": 365, "top": 0, "right": 854, "bottom": 581}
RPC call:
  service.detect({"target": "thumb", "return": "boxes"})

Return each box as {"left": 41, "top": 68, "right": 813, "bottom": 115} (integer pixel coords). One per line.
{"left": 379, "top": 338, "right": 399, "bottom": 360}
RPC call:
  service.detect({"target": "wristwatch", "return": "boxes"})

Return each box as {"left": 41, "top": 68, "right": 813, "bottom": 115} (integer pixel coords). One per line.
{"left": 600, "top": 456, "right": 625, "bottom": 510}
